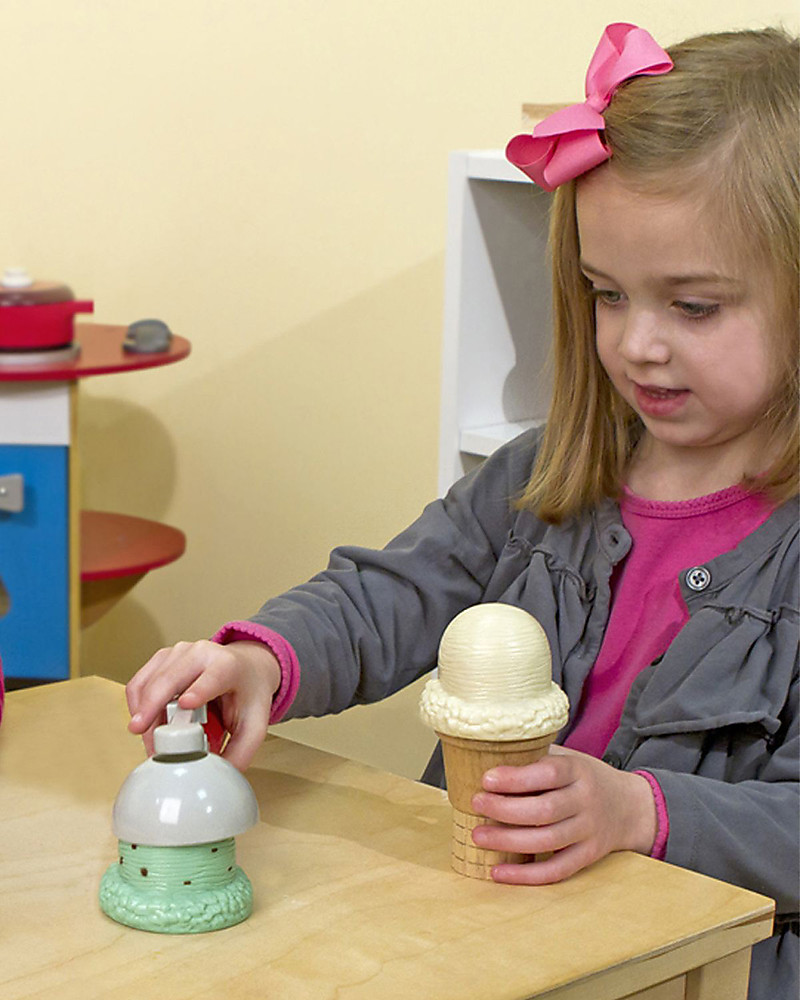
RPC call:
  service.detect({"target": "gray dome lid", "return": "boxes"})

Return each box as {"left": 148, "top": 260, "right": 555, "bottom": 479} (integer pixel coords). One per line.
{"left": 111, "top": 709, "right": 259, "bottom": 846}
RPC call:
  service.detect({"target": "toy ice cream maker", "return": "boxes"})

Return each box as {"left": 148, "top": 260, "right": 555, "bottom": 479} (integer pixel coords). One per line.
{"left": 100, "top": 702, "right": 259, "bottom": 933}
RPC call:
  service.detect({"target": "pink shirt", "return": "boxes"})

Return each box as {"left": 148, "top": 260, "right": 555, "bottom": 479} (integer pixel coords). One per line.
{"left": 564, "top": 485, "right": 771, "bottom": 857}
{"left": 565, "top": 485, "right": 772, "bottom": 757}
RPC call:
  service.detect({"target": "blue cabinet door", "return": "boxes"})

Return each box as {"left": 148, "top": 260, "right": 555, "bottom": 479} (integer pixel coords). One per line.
{"left": 0, "top": 444, "right": 69, "bottom": 681}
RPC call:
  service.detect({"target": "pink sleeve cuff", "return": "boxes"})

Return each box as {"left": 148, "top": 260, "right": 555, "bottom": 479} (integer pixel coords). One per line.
{"left": 210, "top": 620, "right": 300, "bottom": 725}
{"left": 634, "top": 769, "right": 669, "bottom": 860}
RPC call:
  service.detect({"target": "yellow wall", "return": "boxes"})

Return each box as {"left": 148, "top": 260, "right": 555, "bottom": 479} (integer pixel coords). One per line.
{"left": 1, "top": 1, "right": 796, "bottom": 778}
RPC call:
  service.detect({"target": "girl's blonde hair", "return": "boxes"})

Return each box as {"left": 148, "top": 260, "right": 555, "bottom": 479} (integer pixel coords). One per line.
{"left": 519, "top": 27, "right": 799, "bottom": 523}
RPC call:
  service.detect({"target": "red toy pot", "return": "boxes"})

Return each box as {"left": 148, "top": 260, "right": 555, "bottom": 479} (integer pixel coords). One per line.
{"left": 0, "top": 272, "right": 93, "bottom": 351}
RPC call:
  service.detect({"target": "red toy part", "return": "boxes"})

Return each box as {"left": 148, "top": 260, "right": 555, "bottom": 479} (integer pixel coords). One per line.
{"left": 0, "top": 300, "right": 94, "bottom": 350}
{"left": 0, "top": 323, "right": 190, "bottom": 380}
{"left": 203, "top": 700, "right": 228, "bottom": 755}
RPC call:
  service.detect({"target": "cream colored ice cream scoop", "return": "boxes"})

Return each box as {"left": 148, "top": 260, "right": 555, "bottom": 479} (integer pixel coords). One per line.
{"left": 420, "top": 603, "right": 569, "bottom": 740}
{"left": 439, "top": 602, "right": 553, "bottom": 701}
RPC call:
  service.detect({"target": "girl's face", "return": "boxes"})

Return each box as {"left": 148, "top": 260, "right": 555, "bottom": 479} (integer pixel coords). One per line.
{"left": 576, "top": 167, "right": 779, "bottom": 491}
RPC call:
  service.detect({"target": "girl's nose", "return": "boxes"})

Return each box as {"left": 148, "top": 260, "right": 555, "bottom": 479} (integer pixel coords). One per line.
{"left": 618, "top": 310, "right": 670, "bottom": 365}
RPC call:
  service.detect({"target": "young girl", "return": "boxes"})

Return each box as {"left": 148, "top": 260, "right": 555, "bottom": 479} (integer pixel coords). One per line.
{"left": 126, "top": 24, "right": 798, "bottom": 1000}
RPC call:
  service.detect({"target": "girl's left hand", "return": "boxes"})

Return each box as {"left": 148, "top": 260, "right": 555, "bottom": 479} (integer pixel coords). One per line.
{"left": 470, "top": 746, "right": 658, "bottom": 885}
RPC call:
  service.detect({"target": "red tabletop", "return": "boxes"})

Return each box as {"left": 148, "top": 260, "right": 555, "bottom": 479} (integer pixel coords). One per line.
{"left": 0, "top": 323, "right": 190, "bottom": 381}
{"left": 80, "top": 510, "right": 186, "bottom": 581}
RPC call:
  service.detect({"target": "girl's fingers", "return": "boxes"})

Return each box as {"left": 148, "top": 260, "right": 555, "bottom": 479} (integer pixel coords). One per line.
{"left": 490, "top": 841, "right": 595, "bottom": 885}
{"left": 176, "top": 645, "right": 242, "bottom": 708}
{"left": 127, "top": 643, "right": 213, "bottom": 734}
{"left": 140, "top": 723, "right": 158, "bottom": 757}
{"left": 126, "top": 639, "right": 281, "bottom": 770}
{"left": 222, "top": 707, "right": 270, "bottom": 772}
{"left": 125, "top": 646, "right": 172, "bottom": 716}
{"left": 470, "top": 750, "right": 657, "bottom": 882}
{"left": 482, "top": 755, "right": 575, "bottom": 795}
{"left": 472, "top": 813, "right": 584, "bottom": 856}
{"left": 472, "top": 785, "right": 575, "bottom": 827}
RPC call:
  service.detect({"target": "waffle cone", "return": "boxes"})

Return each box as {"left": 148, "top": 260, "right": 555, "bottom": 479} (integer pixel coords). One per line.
{"left": 437, "top": 730, "right": 557, "bottom": 879}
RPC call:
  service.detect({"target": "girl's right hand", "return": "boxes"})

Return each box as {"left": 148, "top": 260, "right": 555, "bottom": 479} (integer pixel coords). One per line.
{"left": 125, "top": 639, "right": 282, "bottom": 772}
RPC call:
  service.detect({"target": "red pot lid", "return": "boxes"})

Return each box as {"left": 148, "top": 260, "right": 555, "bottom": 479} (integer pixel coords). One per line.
{"left": 0, "top": 267, "right": 75, "bottom": 306}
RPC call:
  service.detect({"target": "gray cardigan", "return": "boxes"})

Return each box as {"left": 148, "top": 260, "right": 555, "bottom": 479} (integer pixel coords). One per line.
{"left": 249, "top": 428, "right": 799, "bottom": 1000}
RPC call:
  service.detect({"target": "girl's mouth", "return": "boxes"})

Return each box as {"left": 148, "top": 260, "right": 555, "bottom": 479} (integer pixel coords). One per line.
{"left": 633, "top": 382, "right": 689, "bottom": 417}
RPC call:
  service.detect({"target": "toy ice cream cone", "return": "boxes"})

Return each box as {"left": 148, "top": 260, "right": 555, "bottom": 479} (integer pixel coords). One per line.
{"left": 420, "top": 604, "right": 569, "bottom": 880}
{"left": 438, "top": 730, "right": 558, "bottom": 877}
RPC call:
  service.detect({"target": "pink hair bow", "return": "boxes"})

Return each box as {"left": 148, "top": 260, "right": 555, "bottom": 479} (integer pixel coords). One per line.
{"left": 506, "top": 23, "right": 673, "bottom": 191}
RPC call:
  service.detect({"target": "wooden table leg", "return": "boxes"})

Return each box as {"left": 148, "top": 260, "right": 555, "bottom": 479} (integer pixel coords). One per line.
{"left": 684, "top": 947, "right": 752, "bottom": 1000}
{"left": 622, "top": 977, "right": 684, "bottom": 999}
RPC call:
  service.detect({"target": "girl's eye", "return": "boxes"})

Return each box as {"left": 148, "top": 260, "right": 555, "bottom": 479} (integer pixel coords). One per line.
{"left": 676, "top": 300, "right": 720, "bottom": 320}
{"left": 591, "top": 288, "right": 624, "bottom": 307}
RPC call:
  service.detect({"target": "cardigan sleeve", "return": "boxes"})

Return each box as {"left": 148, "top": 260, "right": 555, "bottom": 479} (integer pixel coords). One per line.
{"left": 242, "top": 430, "right": 539, "bottom": 721}
{"left": 646, "top": 675, "right": 799, "bottom": 918}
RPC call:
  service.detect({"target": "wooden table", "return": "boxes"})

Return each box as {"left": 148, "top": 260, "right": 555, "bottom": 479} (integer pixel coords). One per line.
{"left": 0, "top": 677, "right": 774, "bottom": 1000}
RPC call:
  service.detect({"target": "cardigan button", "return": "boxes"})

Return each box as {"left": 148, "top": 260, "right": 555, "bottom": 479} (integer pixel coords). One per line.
{"left": 686, "top": 565, "right": 712, "bottom": 591}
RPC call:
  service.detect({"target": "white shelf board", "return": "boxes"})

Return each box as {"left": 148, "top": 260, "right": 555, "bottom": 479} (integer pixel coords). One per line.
{"left": 0, "top": 382, "right": 71, "bottom": 445}
{"left": 464, "top": 150, "right": 530, "bottom": 184}
{"left": 459, "top": 419, "right": 543, "bottom": 458}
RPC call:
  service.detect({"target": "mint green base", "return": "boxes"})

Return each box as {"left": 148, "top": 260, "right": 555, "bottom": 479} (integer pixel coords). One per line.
{"left": 99, "top": 839, "right": 253, "bottom": 934}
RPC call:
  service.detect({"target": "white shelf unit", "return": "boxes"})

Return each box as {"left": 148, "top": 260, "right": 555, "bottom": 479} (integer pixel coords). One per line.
{"left": 438, "top": 150, "right": 553, "bottom": 495}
